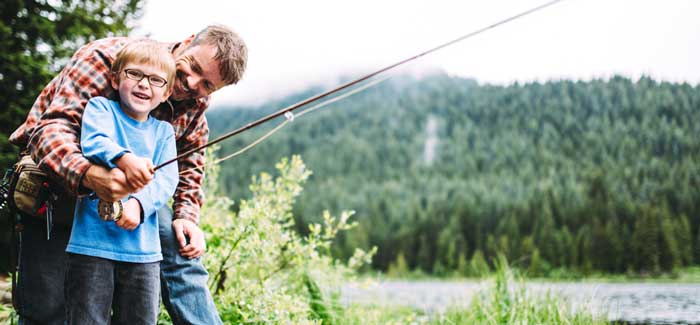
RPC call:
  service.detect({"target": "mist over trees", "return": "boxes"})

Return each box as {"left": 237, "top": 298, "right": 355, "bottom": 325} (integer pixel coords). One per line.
{"left": 208, "top": 74, "right": 700, "bottom": 276}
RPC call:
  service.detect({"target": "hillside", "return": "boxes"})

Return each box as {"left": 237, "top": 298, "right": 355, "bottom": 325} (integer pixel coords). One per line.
{"left": 207, "top": 73, "right": 700, "bottom": 276}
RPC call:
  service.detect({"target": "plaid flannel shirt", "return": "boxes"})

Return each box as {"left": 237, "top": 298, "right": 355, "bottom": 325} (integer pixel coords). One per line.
{"left": 9, "top": 37, "right": 209, "bottom": 224}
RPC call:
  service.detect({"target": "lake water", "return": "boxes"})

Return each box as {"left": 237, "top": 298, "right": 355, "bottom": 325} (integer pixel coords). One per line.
{"left": 342, "top": 280, "right": 700, "bottom": 324}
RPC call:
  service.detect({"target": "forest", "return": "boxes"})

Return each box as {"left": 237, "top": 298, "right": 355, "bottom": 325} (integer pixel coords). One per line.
{"left": 207, "top": 73, "right": 700, "bottom": 277}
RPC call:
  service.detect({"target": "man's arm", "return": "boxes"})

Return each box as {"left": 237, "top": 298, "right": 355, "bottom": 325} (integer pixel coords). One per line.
{"left": 172, "top": 109, "right": 209, "bottom": 224}
{"left": 168, "top": 106, "right": 209, "bottom": 258}
{"left": 27, "top": 40, "right": 131, "bottom": 199}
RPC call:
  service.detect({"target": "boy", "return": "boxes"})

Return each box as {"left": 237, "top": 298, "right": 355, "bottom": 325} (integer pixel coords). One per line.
{"left": 64, "top": 39, "right": 179, "bottom": 324}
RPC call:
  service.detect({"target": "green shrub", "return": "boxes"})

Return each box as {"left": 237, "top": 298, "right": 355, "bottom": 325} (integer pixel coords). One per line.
{"left": 190, "top": 152, "right": 376, "bottom": 324}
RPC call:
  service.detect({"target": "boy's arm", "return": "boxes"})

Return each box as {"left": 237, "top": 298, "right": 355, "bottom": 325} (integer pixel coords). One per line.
{"left": 80, "top": 98, "right": 130, "bottom": 168}
{"left": 131, "top": 126, "right": 179, "bottom": 220}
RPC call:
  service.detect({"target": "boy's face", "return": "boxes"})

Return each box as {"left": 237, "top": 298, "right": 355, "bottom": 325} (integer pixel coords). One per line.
{"left": 111, "top": 63, "right": 172, "bottom": 121}
{"left": 171, "top": 43, "right": 226, "bottom": 101}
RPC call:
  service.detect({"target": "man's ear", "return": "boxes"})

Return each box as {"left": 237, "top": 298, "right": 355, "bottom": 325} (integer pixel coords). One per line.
{"left": 180, "top": 34, "right": 196, "bottom": 48}
{"left": 109, "top": 71, "right": 119, "bottom": 89}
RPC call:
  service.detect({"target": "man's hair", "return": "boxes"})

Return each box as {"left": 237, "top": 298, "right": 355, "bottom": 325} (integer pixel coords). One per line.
{"left": 190, "top": 24, "right": 248, "bottom": 85}
{"left": 111, "top": 39, "right": 177, "bottom": 93}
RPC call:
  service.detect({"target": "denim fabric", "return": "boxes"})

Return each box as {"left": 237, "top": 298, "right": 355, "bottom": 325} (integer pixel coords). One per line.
{"left": 16, "top": 206, "right": 220, "bottom": 325}
{"left": 16, "top": 218, "right": 70, "bottom": 325}
{"left": 158, "top": 206, "right": 222, "bottom": 325}
{"left": 65, "top": 253, "right": 159, "bottom": 325}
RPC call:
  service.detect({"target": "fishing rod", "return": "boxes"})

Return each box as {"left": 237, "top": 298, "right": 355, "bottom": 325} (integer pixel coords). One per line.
{"left": 154, "top": 0, "right": 566, "bottom": 171}
{"left": 97, "top": 0, "right": 567, "bottom": 221}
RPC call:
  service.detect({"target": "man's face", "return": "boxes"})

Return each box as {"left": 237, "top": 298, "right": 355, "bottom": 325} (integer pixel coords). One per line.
{"left": 171, "top": 43, "right": 226, "bottom": 101}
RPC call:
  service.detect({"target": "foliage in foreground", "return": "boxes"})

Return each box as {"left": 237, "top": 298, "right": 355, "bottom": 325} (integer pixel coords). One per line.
{"left": 343, "top": 256, "right": 605, "bottom": 325}
{"left": 449, "top": 256, "right": 605, "bottom": 325}
{"left": 183, "top": 153, "right": 375, "bottom": 324}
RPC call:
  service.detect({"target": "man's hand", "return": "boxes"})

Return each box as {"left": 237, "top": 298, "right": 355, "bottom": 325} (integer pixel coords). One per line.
{"left": 115, "top": 153, "right": 154, "bottom": 190}
{"left": 116, "top": 198, "right": 141, "bottom": 231}
{"left": 172, "top": 219, "right": 206, "bottom": 259}
{"left": 83, "top": 165, "right": 137, "bottom": 202}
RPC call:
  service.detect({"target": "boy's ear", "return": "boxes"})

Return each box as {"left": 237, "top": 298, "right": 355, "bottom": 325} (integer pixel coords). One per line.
{"left": 109, "top": 71, "right": 119, "bottom": 89}
{"left": 163, "top": 87, "right": 174, "bottom": 101}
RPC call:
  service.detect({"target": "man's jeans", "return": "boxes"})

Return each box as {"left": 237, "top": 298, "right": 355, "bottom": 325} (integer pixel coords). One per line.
{"left": 16, "top": 206, "right": 222, "bottom": 325}
{"left": 158, "top": 207, "right": 222, "bottom": 325}
{"left": 65, "top": 253, "right": 159, "bottom": 324}
{"left": 16, "top": 219, "right": 70, "bottom": 325}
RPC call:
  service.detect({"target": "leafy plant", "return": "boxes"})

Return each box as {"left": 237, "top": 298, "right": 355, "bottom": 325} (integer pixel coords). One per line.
{"left": 193, "top": 150, "right": 376, "bottom": 323}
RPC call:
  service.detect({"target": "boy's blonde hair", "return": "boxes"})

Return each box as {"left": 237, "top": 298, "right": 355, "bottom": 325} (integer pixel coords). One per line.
{"left": 112, "top": 39, "right": 176, "bottom": 93}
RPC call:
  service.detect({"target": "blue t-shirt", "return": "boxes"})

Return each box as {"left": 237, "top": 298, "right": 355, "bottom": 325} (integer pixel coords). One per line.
{"left": 66, "top": 96, "right": 178, "bottom": 263}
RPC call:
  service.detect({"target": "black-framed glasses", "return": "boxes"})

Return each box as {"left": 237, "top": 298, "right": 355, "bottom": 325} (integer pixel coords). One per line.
{"left": 123, "top": 69, "right": 168, "bottom": 88}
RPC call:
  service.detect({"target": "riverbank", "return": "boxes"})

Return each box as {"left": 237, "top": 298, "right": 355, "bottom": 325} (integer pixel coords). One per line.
{"left": 342, "top": 279, "right": 700, "bottom": 324}
{"left": 341, "top": 260, "right": 606, "bottom": 324}
{"left": 377, "top": 266, "right": 700, "bottom": 283}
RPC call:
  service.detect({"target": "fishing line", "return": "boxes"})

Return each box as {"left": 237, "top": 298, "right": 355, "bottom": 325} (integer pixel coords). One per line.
{"left": 179, "top": 75, "right": 392, "bottom": 175}
{"left": 155, "top": 0, "right": 567, "bottom": 172}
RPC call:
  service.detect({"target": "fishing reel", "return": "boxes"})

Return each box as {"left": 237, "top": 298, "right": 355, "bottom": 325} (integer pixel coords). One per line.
{"left": 89, "top": 192, "right": 122, "bottom": 221}
{"left": 97, "top": 199, "right": 123, "bottom": 222}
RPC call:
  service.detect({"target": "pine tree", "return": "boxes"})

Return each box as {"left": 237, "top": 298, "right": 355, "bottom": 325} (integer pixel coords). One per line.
{"left": 559, "top": 226, "right": 575, "bottom": 269}
{"left": 659, "top": 208, "right": 681, "bottom": 271}
{"left": 605, "top": 220, "right": 625, "bottom": 272}
{"left": 675, "top": 215, "right": 693, "bottom": 266}
{"left": 387, "top": 252, "right": 409, "bottom": 277}
{"left": 633, "top": 207, "right": 660, "bottom": 274}
{"left": 457, "top": 253, "right": 469, "bottom": 277}
{"left": 576, "top": 225, "right": 593, "bottom": 274}
{"left": 528, "top": 248, "right": 544, "bottom": 277}
{"left": 591, "top": 219, "right": 612, "bottom": 271}
{"left": 469, "top": 249, "right": 490, "bottom": 277}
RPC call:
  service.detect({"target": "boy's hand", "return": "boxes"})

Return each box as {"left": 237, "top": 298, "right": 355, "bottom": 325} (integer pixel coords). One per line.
{"left": 116, "top": 198, "right": 141, "bottom": 231}
{"left": 116, "top": 153, "right": 154, "bottom": 190}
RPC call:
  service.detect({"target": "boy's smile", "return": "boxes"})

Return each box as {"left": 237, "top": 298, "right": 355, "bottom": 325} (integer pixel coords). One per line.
{"left": 112, "top": 63, "right": 172, "bottom": 121}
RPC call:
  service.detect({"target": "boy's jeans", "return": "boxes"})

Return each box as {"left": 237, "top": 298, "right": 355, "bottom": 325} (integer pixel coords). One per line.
{"left": 65, "top": 253, "right": 159, "bottom": 324}
{"left": 16, "top": 206, "right": 222, "bottom": 325}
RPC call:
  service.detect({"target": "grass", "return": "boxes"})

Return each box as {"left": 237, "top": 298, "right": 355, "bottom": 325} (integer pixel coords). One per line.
{"left": 341, "top": 256, "right": 606, "bottom": 324}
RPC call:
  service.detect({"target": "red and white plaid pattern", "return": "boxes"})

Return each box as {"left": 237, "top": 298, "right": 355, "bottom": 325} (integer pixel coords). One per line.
{"left": 10, "top": 37, "right": 209, "bottom": 224}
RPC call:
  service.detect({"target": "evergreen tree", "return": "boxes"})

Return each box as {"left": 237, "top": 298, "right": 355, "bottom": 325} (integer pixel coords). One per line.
{"left": 675, "top": 215, "right": 693, "bottom": 266}
{"left": 469, "top": 249, "right": 490, "bottom": 277}
{"left": 387, "top": 252, "right": 409, "bottom": 277}
{"left": 659, "top": 209, "right": 681, "bottom": 271}
{"left": 605, "top": 220, "right": 625, "bottom": 272}
{"left": 633, "top": 207, "right": 661, "bottom": 274}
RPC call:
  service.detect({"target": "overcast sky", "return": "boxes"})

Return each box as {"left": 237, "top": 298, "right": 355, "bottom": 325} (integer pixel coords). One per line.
{"left": 135, "top": 0, "right": 700, "bottom": 107}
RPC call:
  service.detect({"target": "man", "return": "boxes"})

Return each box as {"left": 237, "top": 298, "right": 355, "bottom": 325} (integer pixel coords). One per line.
{"left": 9, "top": 24, "right": 247, "bottom": 324}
